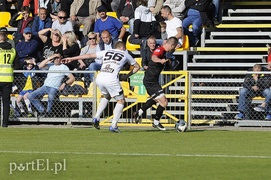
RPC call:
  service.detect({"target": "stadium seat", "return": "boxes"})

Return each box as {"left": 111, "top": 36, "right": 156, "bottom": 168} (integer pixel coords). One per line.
{"left": 126, "top": 35, "right": 140, "bottom": 51}
{"left": 0, "top": 12, "right": 11, "bottom": 27}
{"left": 106, "top": 12, "right": 130, "bottom": 30}
{"left": 7, "top": 34, "right": 13, "bottom": 40}
{"left": 71, "top": 80, "right": 85, "bottom": 88}
{"left": 120, "top": 81, "right": 130, "bottom": 97}
{"left": 182, "top": 35, "right": 189, "bottom": 50}
{"left": 175, "top": 35, "right": 189, "bottom": 52}
{"left": 106, "top": 12, "right": 117, "bottom": 18}
{"left": 135, "top": 58, "right": 142, "bottom": 68}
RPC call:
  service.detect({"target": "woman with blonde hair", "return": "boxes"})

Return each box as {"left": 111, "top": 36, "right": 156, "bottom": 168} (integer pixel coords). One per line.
{"left": 78, "top": 31, "right": 99, "bottom": 87}
{"left": 78, "top": 32, "right": 98, "bottom": 69}
{"left": 38, "top": 28, "right": 63, "bottom": 61}
{"left": 62, "top": 31, "right": 81, "bottom": 70}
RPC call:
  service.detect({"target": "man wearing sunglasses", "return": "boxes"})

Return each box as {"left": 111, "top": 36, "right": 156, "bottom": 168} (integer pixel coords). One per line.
{"left": 52, "top": 10, "right": 73, "bottom": 35}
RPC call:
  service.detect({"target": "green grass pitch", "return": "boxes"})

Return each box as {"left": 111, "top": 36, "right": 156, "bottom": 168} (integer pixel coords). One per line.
{"left": 1, "top": 126, "right": 271, "bottom": 179}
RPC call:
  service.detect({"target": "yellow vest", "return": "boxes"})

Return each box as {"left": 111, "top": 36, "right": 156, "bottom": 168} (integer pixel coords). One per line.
{"left": 0, "top": 48, "right": 16, "bottom": 82}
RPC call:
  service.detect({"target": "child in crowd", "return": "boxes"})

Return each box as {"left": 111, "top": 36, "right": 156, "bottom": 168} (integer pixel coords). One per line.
{"left": 159, "top": 21, "right": 167, "bottom": 41}
{"left": 16, "top": 57, "right": 39, "bottom": 117}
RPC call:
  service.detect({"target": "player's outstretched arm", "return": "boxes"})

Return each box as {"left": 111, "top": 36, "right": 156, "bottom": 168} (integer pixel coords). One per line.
{"left": 62, "top": 53, "right": 97, "bottom": 64}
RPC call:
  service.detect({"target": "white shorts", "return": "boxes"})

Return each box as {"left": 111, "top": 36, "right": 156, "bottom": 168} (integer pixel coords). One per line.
{"left": 96, "top": 73, "right": 123, "bottom": 98}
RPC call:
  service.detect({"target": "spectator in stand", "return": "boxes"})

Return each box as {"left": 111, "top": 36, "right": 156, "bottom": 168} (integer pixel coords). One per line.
{"left": 0, "top": 0, "right": 16, "bottom": 11}
{"left": 31, "top": 7, "right": 52, "bottom": 37}
{"left": 38, "top": 28, "right": 63, "bottom": 61}
{"left": 116, "top": 0, "right": 137, "bottom": 34}
{"left": 9, "top": 6, "right": 33, "bottom": 44}
{"left": 15, "top": 57, "right": 39, "bottom": 117}
{"left": 38, "top": 0, "right": 62, "bottom": 21}
{"left": 78, "top": 32, "right": 98, "bottom": 70}
{"left": 111, "top": 0, "right": 120, "bottom": 12}
{"left": 183, "top": 0, "right": 212, "bottom": 47}
{"left": 94, "top": 5, "right": 126, "bottom": 43}
{"left": 235, "top": 64, "right": 271, "bottom": 120}
{"left": 28, "top": 53, "right": 75, "bottom": 118}
{"left": 15, "top": 27, "right": 39, "bottom": 69}
{"left": 212, "top": 0, "right": 220, "bottom": 25}
{"left": 0, "top": 27, "right": 15, "bottom": 48}
{"left": 148, "top": 0, "right": 164, "bottom": 20}
{"left": 51, "top": 10, "right": 73, "bottom": 35}
{"left": 160, "top": 5, "right": 183, "bottom": 47}
{"left": 128, "top": 0, "right": 157, "bottom": 47}
{"left": 69, "top": 0, "right": 101, "bottom": 38}
{"left": 163, "top": 0, "right": 186, "bottom": 18}
{"left": 62, "top": 31, "right": 81, "bottom": 70}
{"left": 61, "top": 0, "right": 73, "bottom": 18}
{"left": 159, "top": 21, "right": 167, "bottom": 40}
{"left": 141, "top": 35, "right": 158, "bottom": 71}
{"left": 77, "top": 32, "right": 99, "bottom": 88}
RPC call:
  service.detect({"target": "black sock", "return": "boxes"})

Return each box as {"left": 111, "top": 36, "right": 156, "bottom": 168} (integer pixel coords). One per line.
{"left": 155, "top": 105, "right": 165, "bottom": 120}
{"left": 141, "top": 99, "right": 156, "bottom": 112}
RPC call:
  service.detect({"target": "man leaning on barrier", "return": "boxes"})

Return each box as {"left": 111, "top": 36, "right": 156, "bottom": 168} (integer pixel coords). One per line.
{"left": 235, "top": 64, "right": 271, "bottom": 120}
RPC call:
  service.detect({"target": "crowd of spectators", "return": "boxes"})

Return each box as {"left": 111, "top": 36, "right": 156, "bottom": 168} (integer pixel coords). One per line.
{"left": 0, "top": 0, "right": 217, "bottom": 118}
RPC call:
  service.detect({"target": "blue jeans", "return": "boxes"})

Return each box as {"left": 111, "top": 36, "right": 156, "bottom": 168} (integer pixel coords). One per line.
{"left": 183, "top": 9, "right": 202, "bottom": 39}
{"left": 28, "top": 86, "right": 58, "bottom": 113}
{"left": 86, "top": 62, "right": 102, "bottom": 81}
{"left": 238, "top": 88, "right": 271, "bottom": 118}
{"left": 212, "top": 0, "right": 220, "bottom": 19}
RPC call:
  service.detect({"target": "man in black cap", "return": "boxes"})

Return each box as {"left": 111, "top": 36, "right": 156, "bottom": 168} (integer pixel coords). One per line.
{"left": 0, "top": 27, "right": 15, "bottom": 48}
{"left": 94, "top": 5, "right": 126, "bottom": 43}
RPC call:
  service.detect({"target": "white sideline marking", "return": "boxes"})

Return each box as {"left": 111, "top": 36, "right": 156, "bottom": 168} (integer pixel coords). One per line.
{"left": 0, "top": 150, "right": 271, "bottom": 159}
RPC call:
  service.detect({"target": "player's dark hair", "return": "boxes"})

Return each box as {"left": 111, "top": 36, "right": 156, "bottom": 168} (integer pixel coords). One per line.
{"left": 167, "top": 36, "right": 178, "bottom": 46}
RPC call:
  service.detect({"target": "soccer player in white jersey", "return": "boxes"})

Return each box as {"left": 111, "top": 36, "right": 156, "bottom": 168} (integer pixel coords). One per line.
{"left": 63, "top": 42, "right": 140, "bottom": 132}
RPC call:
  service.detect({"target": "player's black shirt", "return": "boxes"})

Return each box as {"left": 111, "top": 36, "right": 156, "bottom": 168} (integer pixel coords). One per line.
{"left": 144, "top": 46, "right": 166, "bottom": 83}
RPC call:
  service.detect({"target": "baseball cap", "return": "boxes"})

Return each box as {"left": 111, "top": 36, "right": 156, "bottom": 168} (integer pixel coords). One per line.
{"left": 97, "top": 5, "right": 107, "bottom": 12}
{"left": 23, "top": 27, "right": 32, "bottom": 34}
{"left": 0, "top": 27, "right": 8, "bottom": 34}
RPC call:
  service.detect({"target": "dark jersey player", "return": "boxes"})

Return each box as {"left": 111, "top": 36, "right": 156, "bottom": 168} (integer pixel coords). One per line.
{"left": 133, "top": 36, "right": 178, "bottom": 130}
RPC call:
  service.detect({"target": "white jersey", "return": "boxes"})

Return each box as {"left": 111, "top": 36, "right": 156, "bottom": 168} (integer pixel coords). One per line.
{"left": 95, "top": 49, "right": 136, "bottom": 98}
{"left": 95, "top": 49, "right": 136, "bottom": 77}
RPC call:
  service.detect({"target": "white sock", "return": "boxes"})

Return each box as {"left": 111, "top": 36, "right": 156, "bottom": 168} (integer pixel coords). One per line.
{"left": 24, "top": 99, "right": 32, "bottom": 113}
{"left": 138, "top": 109, "right": 144, "bottom": 116}
{"left": 16, "top": 102, "right": 25, "bottom": 113}
{"left": 95, "top": 98, "right": 109, "bottom": 120}
{"left": 111, "top": 103, "right": 124, "bottom": 128}
{"left": 154, "top": 119, "right": 160, "bottom": 125}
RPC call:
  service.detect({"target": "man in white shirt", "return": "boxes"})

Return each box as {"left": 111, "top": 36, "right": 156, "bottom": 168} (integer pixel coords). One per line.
{"left": 160, "top": 5, "right": 183, "bottom": 46}
{"left": 51, "top": 10, "right": 73, "bottom": 35}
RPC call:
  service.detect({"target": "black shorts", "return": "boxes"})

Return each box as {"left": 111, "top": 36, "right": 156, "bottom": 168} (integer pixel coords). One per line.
{"left": 144, "top": 82, "right": 164, "bottom": 99}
